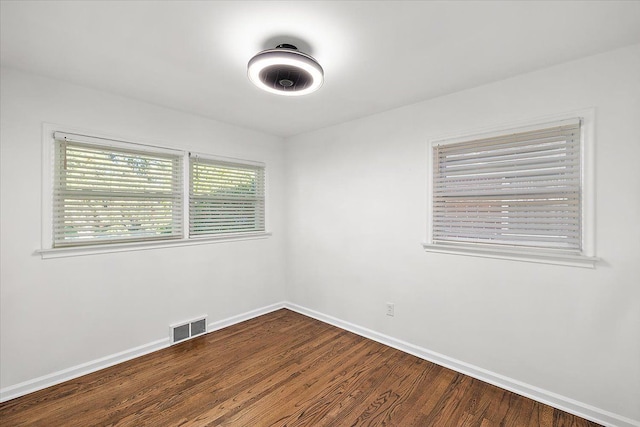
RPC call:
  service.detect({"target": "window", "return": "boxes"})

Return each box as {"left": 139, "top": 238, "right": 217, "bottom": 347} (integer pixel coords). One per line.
{"left": 189, "top": 155, "right": 265, "bottom": 237}
{"left": 425, "top": 113, "right": 596, "bottom": 267}
{"left": 41, "top": 128, "right": 269, "bottom": 257}
{"left": 53, "top": 132, "right": 183, "bottom": 247}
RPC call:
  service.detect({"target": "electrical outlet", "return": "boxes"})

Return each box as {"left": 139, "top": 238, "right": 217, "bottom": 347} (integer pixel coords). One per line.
{"left": 386, "top": 302, "right": 394, "bottom": 317}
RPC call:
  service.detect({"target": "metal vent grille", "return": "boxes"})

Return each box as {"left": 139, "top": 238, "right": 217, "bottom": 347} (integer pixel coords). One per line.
{"left": 173, "top": 324, "right": 190, "bottom": 343}
{"left": 190, "top": 319, "right": 206, "bottom": 336}
{"left": 170, "top": 315, "right": 207, "bottom": 344}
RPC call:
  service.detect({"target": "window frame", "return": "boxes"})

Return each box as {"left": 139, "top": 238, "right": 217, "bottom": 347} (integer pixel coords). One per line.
{"left": 424, "top": 110, "right": 597, "bottom": 268}
{"left": 188, "top": 152, "right": 266, "bottom": 238}
{"left": 39, "top": 124, "right": 270, "bottom": 259}
{"left": 52, "top": 132, "right": 185, "bottom": 247}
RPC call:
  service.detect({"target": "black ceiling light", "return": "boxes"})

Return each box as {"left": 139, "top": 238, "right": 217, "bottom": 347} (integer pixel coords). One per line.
{"left": 248, "top": 44, "right": 324, "bottom": 96}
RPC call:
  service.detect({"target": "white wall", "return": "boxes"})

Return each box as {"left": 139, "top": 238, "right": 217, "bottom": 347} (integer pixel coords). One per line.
{"left": 285, "top": 44, "right": 640, "bottom": 422}
{"left": 0, "top": 67, "right": 286, "bottom": 389}
{"left": 2, "top": 44, "right": 639, "bottom": 424}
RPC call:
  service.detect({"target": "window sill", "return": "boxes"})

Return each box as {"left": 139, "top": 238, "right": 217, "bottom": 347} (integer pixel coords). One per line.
{"left": 422, "top": 243, "right": 598, "bottom": 268}
{"left": 36, "top": 232, "right": 272, "bottom": 259}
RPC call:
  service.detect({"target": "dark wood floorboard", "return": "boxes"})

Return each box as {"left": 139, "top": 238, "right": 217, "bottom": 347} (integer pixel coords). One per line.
{"left": 0, "top": 309, "right": 602, "bottom": 426}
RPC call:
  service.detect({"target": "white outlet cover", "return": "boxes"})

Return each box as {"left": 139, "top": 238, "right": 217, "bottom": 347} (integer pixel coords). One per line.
{"left": 386, "top": 303, "right": 394, "bottom": 316}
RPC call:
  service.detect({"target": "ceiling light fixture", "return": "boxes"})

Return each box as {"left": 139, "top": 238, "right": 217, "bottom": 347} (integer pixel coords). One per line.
{"left": 248, "top": 44, "right": 324, "bottom": 96}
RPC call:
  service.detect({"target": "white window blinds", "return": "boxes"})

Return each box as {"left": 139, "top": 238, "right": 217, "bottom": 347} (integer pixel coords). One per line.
{"left": 432, "top": 119, "right": 582, "bottom": 252}
{"left": 189, "top": 156, "right": 265, "bottom": 237}
{"left": 53, "top": 134, "right": 183, "bottom": 247}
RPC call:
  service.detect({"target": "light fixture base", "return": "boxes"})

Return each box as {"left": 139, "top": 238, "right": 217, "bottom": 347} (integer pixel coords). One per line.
{"left": 275, "top": 43, "right": 298, "bottom": 50}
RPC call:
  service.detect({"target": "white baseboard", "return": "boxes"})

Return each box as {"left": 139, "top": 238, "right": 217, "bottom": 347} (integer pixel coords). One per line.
{"left": 0, "top": 302, "right": 286, "bottom": 404}
{"left": 285, "top": 303, "right": 640, "bottom": 427}
{"left": 0, "top": 337, "right": 170, "bottom": 403}
{"left": 207, "top": 302, "right": 285, "bottom": 332}
{"left": 2, "top": 301, "right": 638, "bottom": 427}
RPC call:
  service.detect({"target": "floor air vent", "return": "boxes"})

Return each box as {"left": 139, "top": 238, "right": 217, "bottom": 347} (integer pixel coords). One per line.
{"left": 170, "top": 315, "right": 207, "bottom": 344}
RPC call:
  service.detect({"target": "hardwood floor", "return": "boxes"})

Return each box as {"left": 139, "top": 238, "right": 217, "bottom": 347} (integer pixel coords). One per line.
{"left": 0, "top": 309, "right": 601, "bottom": 426}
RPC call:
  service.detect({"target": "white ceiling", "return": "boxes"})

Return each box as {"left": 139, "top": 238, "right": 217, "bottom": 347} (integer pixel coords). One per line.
{"left": 2, "top": 1, "right": 640, "bottom": 137}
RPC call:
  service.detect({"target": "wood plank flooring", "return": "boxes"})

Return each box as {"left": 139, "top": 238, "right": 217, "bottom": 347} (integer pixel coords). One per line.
{"left": 0, "top": 309, "right": 601, "bottom": 426}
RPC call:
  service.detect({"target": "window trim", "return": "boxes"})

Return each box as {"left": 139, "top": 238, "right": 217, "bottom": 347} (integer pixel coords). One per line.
{"left": 423, "top": 109, "right": 597, "bottom": 268}
{"left": 188, "top": 151, "right": 266, "bottom": 238}
{"left": 36, "top": 232, "right": 272, "bottom": 259}
{"left": 39, "top": 123, "right": 270, "bottom": 259}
